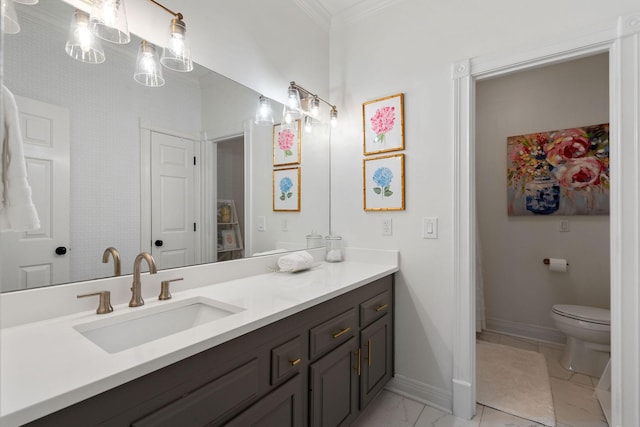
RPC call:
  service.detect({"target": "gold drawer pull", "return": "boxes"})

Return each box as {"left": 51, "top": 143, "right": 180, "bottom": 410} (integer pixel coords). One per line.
{"left": 290, "top": 358, "right": 301, "bottom": 366}
{"left": 332, "top": 327, "right": 351, "bottom": 339}
{"left": 375, "top": 304, "right": 388, "bottom": 312}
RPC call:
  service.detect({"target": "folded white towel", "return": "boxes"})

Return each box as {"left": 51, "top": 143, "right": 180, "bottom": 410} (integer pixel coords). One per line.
{"left": 277, "top": 251, "right": 315, "bottom": 272}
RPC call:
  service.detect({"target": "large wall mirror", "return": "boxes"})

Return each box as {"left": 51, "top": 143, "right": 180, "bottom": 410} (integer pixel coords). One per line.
{"left": 0, "top": 1, "right": 329, "bottom": 292}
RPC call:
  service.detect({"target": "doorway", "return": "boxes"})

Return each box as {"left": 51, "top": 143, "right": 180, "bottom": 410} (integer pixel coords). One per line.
{"left": 452, "top": 19, "right": 640, "bottom": 426}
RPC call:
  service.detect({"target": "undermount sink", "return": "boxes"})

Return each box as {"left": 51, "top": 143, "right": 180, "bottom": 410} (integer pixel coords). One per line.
{"left": 73, "top": 297, "right": 245, "bottom": 353}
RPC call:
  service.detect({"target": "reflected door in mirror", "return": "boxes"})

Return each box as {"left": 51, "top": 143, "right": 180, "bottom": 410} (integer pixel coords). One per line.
{"left": 1, "top": 96, "right": 70, "bottom": 292}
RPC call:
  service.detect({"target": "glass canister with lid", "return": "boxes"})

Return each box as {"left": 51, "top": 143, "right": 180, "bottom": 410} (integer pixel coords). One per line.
{"left": 325, "top": 235, "right": 343, "bottom": 262}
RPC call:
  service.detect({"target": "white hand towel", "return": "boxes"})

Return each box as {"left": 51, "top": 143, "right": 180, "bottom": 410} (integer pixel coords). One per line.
{"left": 277, "top": 251, "right": 315, "bottom": 272}
{"left": 1, "top": 85, "right": 40, "bottom": 232}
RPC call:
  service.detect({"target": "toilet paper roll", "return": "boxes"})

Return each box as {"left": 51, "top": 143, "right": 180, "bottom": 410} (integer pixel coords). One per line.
{"left": 548, "top": 258, "right": 568, "bottom": 272}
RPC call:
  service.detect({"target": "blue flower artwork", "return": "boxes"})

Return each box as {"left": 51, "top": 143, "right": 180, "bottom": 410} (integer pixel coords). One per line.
{"left": 372, "top": 167, "right": 394, "bottom": 197}
{"left": 279, "top": 177, "right": 294, "bottom": 201}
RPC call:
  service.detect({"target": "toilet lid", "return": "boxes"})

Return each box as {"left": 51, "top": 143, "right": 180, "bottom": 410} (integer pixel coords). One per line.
{"left": 552, "top": 304, "right": 610, "bottom": 325}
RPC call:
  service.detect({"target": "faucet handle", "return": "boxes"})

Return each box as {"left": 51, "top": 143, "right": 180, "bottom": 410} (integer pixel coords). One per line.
{"left": 159, "top": 278, "right": 183, "bottom": 301}
{"left": 77, "top": 291, "right": 113, "bottom": 315}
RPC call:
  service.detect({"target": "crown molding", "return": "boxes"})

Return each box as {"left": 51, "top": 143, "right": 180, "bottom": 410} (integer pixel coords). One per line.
{"left": 332, "top": 0, "right": 407, "bottom": 26}
{"left": 293, "top": 0, "right": 332, "bottom": 33}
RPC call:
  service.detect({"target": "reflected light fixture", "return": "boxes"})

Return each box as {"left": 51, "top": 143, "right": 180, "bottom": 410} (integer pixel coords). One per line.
{"left": 90, "top": 0, "right": 130, "bottom": 44}
{"left": 148, "top": 0, "right": 193, "bottom": 72}
{"left": 255, "top": 95, "right": 274, "bottom": 125}
{"left": 134, "top": 40, "right": 165, "bottom": 87}
{"left": 65, "top": 10, "right": 105, "bottom": 64}
{"left": 2, "top": 0, "right": 20, "bottom": 34}
{"left": 281, "top": 81, "right": 338, "bottom": 130}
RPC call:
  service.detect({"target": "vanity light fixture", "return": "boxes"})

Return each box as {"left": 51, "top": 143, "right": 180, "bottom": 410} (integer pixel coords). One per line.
{"left": 255, "top": 95, "right": 275, "bottom": 125}
{"left": 90, "top": 0, "right": 130, "bottom": 44}
{"left": 65, "top": 10, "right": 106, "bottom": 64}
{"left": 1, "top": 0, "right": 20, "bottom": 35}
{"left": 283, "top": 81, "right": 338, "bottom": 129}
{"left": 148, "top": 0, "right": 193, "bottom": 72}
{"left": 134, "top": 40, "right": 165, "bottom": 87}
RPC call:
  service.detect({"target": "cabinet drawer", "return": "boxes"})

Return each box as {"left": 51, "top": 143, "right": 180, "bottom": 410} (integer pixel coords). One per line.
{"left": 309, "top": 308, "right": 357, "bottom": 359}
{"left": 360, "top": 290, "right": 391, "bottom": 327}
{"left": 131, "top": 358, "right": 259, "bottom": 427}
{"left": 271, "top": 336, "right": 303, "bottom": 384}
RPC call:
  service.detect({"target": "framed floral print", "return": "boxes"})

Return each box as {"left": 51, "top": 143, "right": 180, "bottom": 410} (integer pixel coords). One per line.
{"left": 363, "top": 154, "right": 405, "bottom": 211}
{"left": 273, "top": 167, "right": 301, "bottom": 212}
{"left": 507, "top": 123, "right": 609, "bottom": 216}
{"left": 273, "top": 120, "right": 301, "bottom": 166}
{"left": 363, "top": 93, "right": 404, "bottom": 155}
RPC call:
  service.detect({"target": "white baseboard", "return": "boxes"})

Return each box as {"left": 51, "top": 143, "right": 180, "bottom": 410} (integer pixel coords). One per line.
{"left": 485, "top": 317, "right": 566, "bottom": 345}
{"left": 385, "top": 375, "right": 452, "bottom": 414}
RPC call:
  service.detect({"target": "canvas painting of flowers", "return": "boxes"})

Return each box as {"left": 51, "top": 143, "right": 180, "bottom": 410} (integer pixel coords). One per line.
{"left": 273, "top": 167, "right": 300, "bottom": 211}
{"left": 507, "top": 123, "right": 609, "bottom": 216}
{"left": 364, "top": 154, "right": 405, "bottom": 211}
{"left": 273, "top": 120, "right": 301, "bottom": 166}
{"left": 363, "top": 93, "right": 404, "bottom": 155}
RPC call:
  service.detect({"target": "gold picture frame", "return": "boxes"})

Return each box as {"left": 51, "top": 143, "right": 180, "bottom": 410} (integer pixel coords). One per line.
{"left": 273, "top": 167, "right": 301, "bottom": 212}
{"left": 273, "top": 120, "right": 301, "bottom": 166}
{"left": 363, "top": 153, "right": 405, "bottom": 211}
{"left": 362, "top": 93, "right": 404, "bottom": 155}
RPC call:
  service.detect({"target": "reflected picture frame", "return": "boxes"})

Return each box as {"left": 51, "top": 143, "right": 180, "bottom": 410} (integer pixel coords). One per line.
{"left": 273, "top": 120, "right": 301, "bottom": 166}
{"left": 273, "top": 167, "right": 301, "bottom": 212}
{"left": 363, "top": 153, "right": 405, "bottom": 211}
{"left": 362, "top": 93, "right": 404, "bottom": 155}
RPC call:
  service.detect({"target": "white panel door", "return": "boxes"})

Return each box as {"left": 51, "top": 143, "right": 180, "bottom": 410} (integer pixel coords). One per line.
{"left": 150, "top": 131, "right": 195, "bottom": 270}
{"left": 0, "top": 96, "right": 70, "bottom": 292}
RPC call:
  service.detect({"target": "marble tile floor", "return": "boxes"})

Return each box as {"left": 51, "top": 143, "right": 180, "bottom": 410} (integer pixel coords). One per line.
{"left": 353, "top": 331, "right": 608, "bottom": 427}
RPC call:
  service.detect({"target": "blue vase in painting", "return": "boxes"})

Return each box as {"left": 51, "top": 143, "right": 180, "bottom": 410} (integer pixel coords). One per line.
{"left": 525, "top": 174, "right": 560, "bottom": 214}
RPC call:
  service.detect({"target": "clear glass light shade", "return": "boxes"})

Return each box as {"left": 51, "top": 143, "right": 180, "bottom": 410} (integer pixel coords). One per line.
{"left": 90, "top": 0, "right": 130, "bottom": 44}
{"left": 330, "top": 107, "right": 338, "bottom": 128}
{"left": 160, "top": 18, "right": 193, "bottom": 72}
{"left": 134, "top": 41, "right": 165, "bottom": 87}
{"left": 255, "top": 96, "right": 274, "bottom": 125}
{"left": 286, "top": 85, "right": 302, "bottom": 120}
{"left": 2, "top": 0, "right": 20, "bottom": 34}
{"left": 13, "top": 0, "right": 38, "bottom": 4}
{"left": 310, "top": 96, "right": 320, "bottom": 117}
{"left": 304, "top": 115, "right": 313, "bottom": 133}
{"left": 65, "top": 10, "right": 105, "bottom": 64}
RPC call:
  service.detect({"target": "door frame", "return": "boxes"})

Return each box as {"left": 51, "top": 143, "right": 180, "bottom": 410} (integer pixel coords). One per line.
{"left": 452, "top": 14, "right": 640, "bottom": 427}
{"left": 140, "top": 118, "right": 201, "bottom": 261}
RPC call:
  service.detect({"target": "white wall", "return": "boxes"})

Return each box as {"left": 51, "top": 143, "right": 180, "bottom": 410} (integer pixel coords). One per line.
{"left": 476, "top": 54, "right": 610, "bottom": 341}
{"left": 329, "top": 0, "right": 639, "bottom": 409}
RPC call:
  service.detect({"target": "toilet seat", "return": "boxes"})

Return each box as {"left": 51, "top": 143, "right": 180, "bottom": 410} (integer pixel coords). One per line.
{"left": 552, "top": 304, "right": 610, "bottom": 325}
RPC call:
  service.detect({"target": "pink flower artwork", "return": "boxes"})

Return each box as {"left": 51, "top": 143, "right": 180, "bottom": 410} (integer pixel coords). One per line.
{"left": 278, "top": 129, "right": 295, "bottom": 157}
{"left": 370, "top": 106, "right": 396, "bottom": 144}
{"left": 506, "top": 123, "right": 609, "bottom": 216}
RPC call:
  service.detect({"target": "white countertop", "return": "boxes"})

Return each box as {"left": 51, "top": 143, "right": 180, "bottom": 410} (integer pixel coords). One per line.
{"left": 0, "top": 255, "right": 398, "bottom": 426}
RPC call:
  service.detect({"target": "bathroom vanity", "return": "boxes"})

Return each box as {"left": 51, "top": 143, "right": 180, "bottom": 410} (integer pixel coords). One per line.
{"left": 0, "top": 249, "right": 398, "bottom": 426}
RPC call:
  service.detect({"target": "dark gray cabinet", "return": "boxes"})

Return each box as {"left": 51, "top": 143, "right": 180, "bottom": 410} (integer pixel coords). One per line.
{"left": 25, "top": 275, "right": 393, "bottom": 427}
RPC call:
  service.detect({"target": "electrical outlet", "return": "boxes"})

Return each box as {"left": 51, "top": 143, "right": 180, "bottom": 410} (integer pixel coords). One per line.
{"left": 382, "top": 218, "right": 392, "bottom": 236}
{"left": 560, "top": 219, "right": 570, "bottom": 232}
{"left": 257, "top": 216, "right": 266, "bottom": 232}
{"left": 281, "top": 218, "right": 288, "bottom": 232}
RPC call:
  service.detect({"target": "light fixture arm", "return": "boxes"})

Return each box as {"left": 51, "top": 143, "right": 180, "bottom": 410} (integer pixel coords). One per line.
{"left": 290, "top": 81, "right": 336, "bottom": 112}
{"left": 147, "top": 0, "right": 183, "bottom": 20}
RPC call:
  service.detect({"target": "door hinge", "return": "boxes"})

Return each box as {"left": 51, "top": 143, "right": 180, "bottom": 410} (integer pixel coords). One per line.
{"left": 193, "top": 222, "right": 197, "bottom": 232}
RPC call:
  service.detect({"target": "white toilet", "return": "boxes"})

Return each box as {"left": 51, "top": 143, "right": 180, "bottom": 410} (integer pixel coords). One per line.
{"left": 551, "top": 304, "right": 611, "bottom": 378}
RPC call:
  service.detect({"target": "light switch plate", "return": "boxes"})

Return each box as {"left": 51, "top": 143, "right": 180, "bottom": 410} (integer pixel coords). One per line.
{"left": 382, "top": 218, "right": 392, "bottom": 236}
{"left": 423, "top": 217, "right": 438, "bottom": 239}
{"left": 257, "top": 216, "right": 266, "bottom": 232}
{"left": 560, "top": 219, "right": 569, "bottom": 232}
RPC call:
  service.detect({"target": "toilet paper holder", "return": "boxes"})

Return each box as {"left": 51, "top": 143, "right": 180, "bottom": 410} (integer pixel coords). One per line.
{"left": 543, "top": 258, "right": 569, "bottom": 266}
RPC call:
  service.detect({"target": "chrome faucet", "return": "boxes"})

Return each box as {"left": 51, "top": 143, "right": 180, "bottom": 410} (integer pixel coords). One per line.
{"left": 102, "top": 247, "right": 121, "bottom": 276}
{"left": 129, "top": 252, "right": 157, "bottom": 307}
